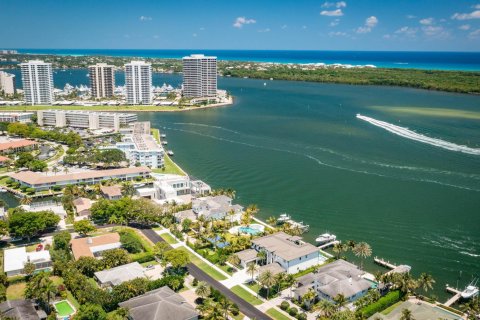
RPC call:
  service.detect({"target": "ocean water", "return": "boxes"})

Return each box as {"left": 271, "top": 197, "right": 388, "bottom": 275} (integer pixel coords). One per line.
{"left": 2, "top": 70, "right": 480, "bottom": 300}
{"left": 14, "top": 49, "right": 480, "bottom": 71}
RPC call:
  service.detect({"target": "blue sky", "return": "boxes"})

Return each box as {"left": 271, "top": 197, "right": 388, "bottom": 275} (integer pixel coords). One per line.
{"left": 1, "top": 0, "right": 480, "bottom": 51}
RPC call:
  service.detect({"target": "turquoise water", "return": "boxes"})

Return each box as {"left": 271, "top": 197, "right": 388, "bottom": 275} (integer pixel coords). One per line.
{"left": 133, "top": 75, "right": 480, "bottom": 300}
{"left": 239, "top": 226, "right": 263, "bottom": 235}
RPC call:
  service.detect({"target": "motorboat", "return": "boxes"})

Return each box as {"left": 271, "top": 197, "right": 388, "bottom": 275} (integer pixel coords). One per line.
{"left": 461, "top": 279, "right": 479, "bottom": 299}
{"left": 277, "top": 213, "right": 291, "bottom": 223}
{"left": 167, "top": 151, "right": 174, "bottom": 156}
{"left": 316, "top": 233, "right": 337, "bottom": 245}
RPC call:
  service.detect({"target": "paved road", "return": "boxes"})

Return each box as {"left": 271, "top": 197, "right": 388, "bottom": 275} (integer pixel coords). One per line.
{"left": 140, "top": 228, "right": 272, "bottom": 320}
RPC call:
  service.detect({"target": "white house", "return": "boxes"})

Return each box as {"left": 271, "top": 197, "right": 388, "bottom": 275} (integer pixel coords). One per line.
{"left": 250, "top": 232, "right": 324, "bottom": 274}
{"left": 3, "top": 247, "right": 52, "bottom": 277}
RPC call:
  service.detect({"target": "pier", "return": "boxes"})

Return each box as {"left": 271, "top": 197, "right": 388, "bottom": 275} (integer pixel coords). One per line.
{"left": 374, "top": 257, "right": 397, "bottom": 269}
{"left": 444, "top": 286, "right": 462, "bottom": 307}
{"left": 318, "top": 240, "right": 340, "bottom": 249}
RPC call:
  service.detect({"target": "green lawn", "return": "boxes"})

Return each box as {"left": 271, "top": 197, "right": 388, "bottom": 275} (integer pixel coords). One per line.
{"left": 6, "top": 282, "right": 26, "bottom": 300}
{"left": 178, "top": 247, "right": 227, "bottom": 281}
{"left": 246, "top": 281, "right": 262, "bottom": 294}
{"left": 266, "top": 308, "right": 292, "bottom": 320}
{"left": 160, "top": 233, "right": 178, "bottom": 245}
{"left": 381, "top": 301, "right": 403, "bottom": 315}
{"left": 231, "top": 285, "right": 263, "bottom": 305}
{"left": 151, "top": 128, "right": 186, "bottom": 176}
{"left": 140, "top": 260, "right": 159, "bottom": 267}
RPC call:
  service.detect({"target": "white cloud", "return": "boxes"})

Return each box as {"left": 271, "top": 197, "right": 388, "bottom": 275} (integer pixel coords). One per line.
{"left": 395, "top": 26, "right": 418, "bottom": 37}
{"left": 281, "top": 24, "right": 288, "bottom": 29}
{"left": 473, "top": 4, "right": 480, "bottom": 9}
{"left": 258, "top": 28, "right": 271, "bottom": 33}
{"left": 329, "top": 19, "right": 340, "bottom": 27}
{"left": 355, "top": 16, "right": 378, "bottom": 33}
{"left": 233, "top": 16, "right": 256, "bottom": 28}
{"left": 320, "top": 9, "right": 344, "bottom": 16}
{"left": 468, "top": 28, "right": 480, "bottom": 38}
{"left": 406, "top": 15, "right": 416, "bottom": 19}
{"left": 328, "top": 31, "right": 347, "bottom": 36}
{"left": 139, "top": 16, "right": 152, "bottom": 21}
{"left": 419, "top": 17, "right": 434, "bottom": 25}
{"left": 451, "top": 10, "right": 480, "bottom": 20}
{"left": 422, "top": 25, "right": 443, "bottom": 36}
{"left": 321, "top": 1, "right": 346, "bottom": 8}
{"left": 459, "top": 24, "right": 471, "bottom": 30}
{"left": 383, "top": 34, "right": 392, "bottom": 39}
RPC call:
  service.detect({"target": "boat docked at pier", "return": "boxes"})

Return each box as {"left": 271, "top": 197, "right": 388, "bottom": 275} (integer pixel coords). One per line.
{"left": 315, "top": 233, "right": 336, "bottom": 245}
{"left": 461, "top": 279, "right": 479, "bottom": 299}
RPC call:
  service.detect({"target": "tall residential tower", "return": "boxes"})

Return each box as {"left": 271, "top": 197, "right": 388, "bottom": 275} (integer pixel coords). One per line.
{"left": 20, "top": 60, "right": 54, "bottom": 105}
{"left": 124, "top": 61, "right": 152, "bottom": 105}
{"left": 182, "top": 54, "right": 217, "bottom": 98}
{"left": 89, "top": 63, "right": 115, "bottom": 99}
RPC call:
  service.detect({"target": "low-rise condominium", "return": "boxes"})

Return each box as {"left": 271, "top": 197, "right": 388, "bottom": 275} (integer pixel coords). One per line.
{"left": 37, "top": 109, "right": 137, "bottom": 131}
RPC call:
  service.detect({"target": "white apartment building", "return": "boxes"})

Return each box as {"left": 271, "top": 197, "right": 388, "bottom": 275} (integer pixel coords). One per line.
{"left": 89, "top": 63, "right": 115, "bottom": 98}
{"left": 182, "top": 54, "right": 217, "bottom": 98}
{"left": 0, "top": 112, "right": 33, "bottom": 123}
{"left": 125, "top": 61, "right": 152, "bottom": 105}
{"left": 110, "top": 133, "right": 164, "bottom": 168}
{"left": 0, "top": 71, "right": 16, "bottom": 95}
{"left": 20, "top": 60, "right": 54, "bottom": 105}
{"left": 37, "top": 110, "right": 137, "bottom": 131}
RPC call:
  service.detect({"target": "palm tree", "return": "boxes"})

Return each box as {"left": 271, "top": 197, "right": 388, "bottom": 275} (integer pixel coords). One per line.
{"left": 108, "top": 215, "right": 119, "bottom": 225}
{"left": 247, "top": 262, "right": 259, "bottom": 283}
{"left": 417, "top": 273, "right": 435, "bottom": 294}
{"left": 333, "top": 294, "right": 348, "bottom": 310}
{"left": 63, "top": 167, "right": 69, "bottom": 174}
{"left": 256, "top": 250, "right": 267, "bottom": 266}
{"left": 302, "top": 288, "right": 317, "bottom": 310}
{"left": 52, "top": 165, "right": 60, "bottom": 175}
{"left": 227, "top": 254, "right": 240, "bottom": 267}
{"left": 218, "top": 297, "right": 235, "bottom": 319}
{"left": 195, "top": 281, "right": 210, "bottom": 301}
{"left": 332, "top": 242, "right": 348, "bottom": 260}
{"left": 274, "top": 272, "right": 286, "bottom": 295}
{"left": 227, "top": 209, "right": 236, "bottom": 227}
{"left": 316, "top": 299, "right": 336, "bottom": 318}
{"left": 284, "top": 273, "right": 296, "bottom": 298}
{"left": 346, "top": 239, "right": 357, "bottom": 249}
{"left": 353, "top": 242, "right": 372, "bottom": 269}
{"left": 394, "top": 272, "right": 418, "bottom": 296}
{"left": 246, "top": 204, "right": 258, "bottom": 215}
{"left": 400, "top": 308, "right": 415, "bottom": 320}
{"left": 121, "top": 182, "right": 135, "bottom": 197}
{"left": 266, "top": 216, "right": 277, "bottom": 226}
{"left": 20, "top": 196, "right": 32, "bottom": 206}
{"left": 258, "top": 270, "right": 276, "bottom": 299}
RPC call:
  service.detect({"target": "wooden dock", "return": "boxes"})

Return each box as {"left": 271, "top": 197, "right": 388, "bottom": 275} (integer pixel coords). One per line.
{"left": 374, "top": 257, "right": 397, "bottom": 270}
{"left": 318, "top": 240, "right": 340, "bottom": 249}
{"left": 444, "top": 286, "right": 462, "bottom": 307}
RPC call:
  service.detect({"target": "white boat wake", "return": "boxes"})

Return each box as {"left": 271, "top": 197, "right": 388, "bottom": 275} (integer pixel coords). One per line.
{"left": 357, "top": 114, "right": 480, "bottom": 155}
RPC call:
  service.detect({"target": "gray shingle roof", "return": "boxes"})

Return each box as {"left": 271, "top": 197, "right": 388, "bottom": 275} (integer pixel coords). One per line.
{"left": 0, "top": 299, "right": 41, "bottom": 320}
{"left": 251, "top": 232, "right": 319, "bottom": 261}
{"left": 236, "top": 249, "right": 258, "bottom": 262}
{"left": 94, "top": 262, "right": 145, "bottom": 286}
{"left": 119, "top": 286, "right": 198, "bottom": 320}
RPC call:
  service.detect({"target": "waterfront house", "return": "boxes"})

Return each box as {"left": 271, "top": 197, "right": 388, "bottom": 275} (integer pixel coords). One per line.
{"left": 9, "top": 167, "right": 151, "bottom": 191}
{"left": 100, "top": 185, "right": 123, "bottom": 200}
{"left": 119, "top": 286, "right": 199, "bottom": 320}
{"left": 293, "top": 259, "right": 371, "bottom": 303}
{"left": 3, "top": 247, "right": 52, "bottom": 277}
{"left": 250, "top": 232, "right": 324, "bottom": 274}
{"left": 94, "top": 262, "right": 146, "bottom": 288}
{"left": 192, "top": 195, "right": 243, "bottom": 221}
{"left": 70, "top": 233, "right": 121, "bottom": 260}
{"left": 235, "top": 249, "right": 258, "bottom": 268}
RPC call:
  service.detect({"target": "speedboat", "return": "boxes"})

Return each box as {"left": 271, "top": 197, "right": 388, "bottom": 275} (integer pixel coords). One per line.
{"left": 461, "top": 279, "right": 479, "bottom": 299}
{"left": 277, "top": 213, "right": 291, "bottom": 223}
{"left": 167, "top": 151, "right": 174, "bottom": 156}
{"left": 316, "top": 233, "right": 336, "bottom": 245}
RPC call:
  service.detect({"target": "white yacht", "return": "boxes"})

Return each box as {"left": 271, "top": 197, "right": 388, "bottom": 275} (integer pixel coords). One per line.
{"left": 316, "top": 233, "right": 336, "bottom": 245}
{"left": 277, "top": 213, "right": 291, "bottom": 223}
{"left": 167, "top": 150, "right": 174, "bottom": 156}
{"left": 461, "top": 279, "right": 479, "bottom": 299}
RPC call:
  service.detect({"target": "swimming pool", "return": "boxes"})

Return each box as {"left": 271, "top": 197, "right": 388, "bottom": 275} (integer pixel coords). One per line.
{"left": 236, "top": 223, "right": 265, "bottom": 235}
{"left": 54, "top": 300, "right": 75, "bottom": 318}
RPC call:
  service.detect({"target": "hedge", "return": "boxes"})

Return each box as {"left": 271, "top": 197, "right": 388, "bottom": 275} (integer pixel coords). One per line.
{"left": 358, "top": 290, "right": 404, "bottom": 318}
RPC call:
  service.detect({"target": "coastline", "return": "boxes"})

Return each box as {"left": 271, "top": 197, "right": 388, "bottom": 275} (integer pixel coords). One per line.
{"left": 0, "top": 97, "right": 234, "bottom": 113}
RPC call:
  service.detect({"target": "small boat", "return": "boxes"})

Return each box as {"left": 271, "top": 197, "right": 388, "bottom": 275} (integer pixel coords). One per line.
{"left": 162, "top": 141, "right": 168, "bottom": 145}
{"left": 161, "top": 134, "right": 166, "bottom": 138}
{"left": 0, "top": 188, "right": 7, "bottom": 193}
{"left": 316, "top": 233, "right": 336, "bottom": 245}
{"left": 263, "top": 82, "right": 267, "bottom": 86}
{"left": 277, "top": 213, "right": 291, "bottom": 223}
{"left": 461, "top": 279, "right": 479, "bottom": 299}
{"left": 167, "top": 151, "right": 174, "bottom": 156}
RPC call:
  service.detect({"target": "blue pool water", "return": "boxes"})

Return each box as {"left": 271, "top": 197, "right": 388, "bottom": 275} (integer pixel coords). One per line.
{"left": 239, "top": 226, "right": 263, "bottom": 235}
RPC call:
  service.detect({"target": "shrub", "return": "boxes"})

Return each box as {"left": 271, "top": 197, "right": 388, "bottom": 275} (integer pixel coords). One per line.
{"left": 120, "top": 231, "right": 143, "bottom": 253}
{"left": 280, "top": 301, "right": 289, "bottom": 311}
{"left": 192, "top": 278, "right": 198, "bottom": 286}
{"left": 297, "top": 313, "right": 307, "bottom": 320}
{"left": 289, "top": 307, "right": 298, "bottom": 316}
{"left": 358, "top": 290, "right": 403, "bottom": 318}
{"left": 26, "top": 188, "right": 35, "bottom": 194}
